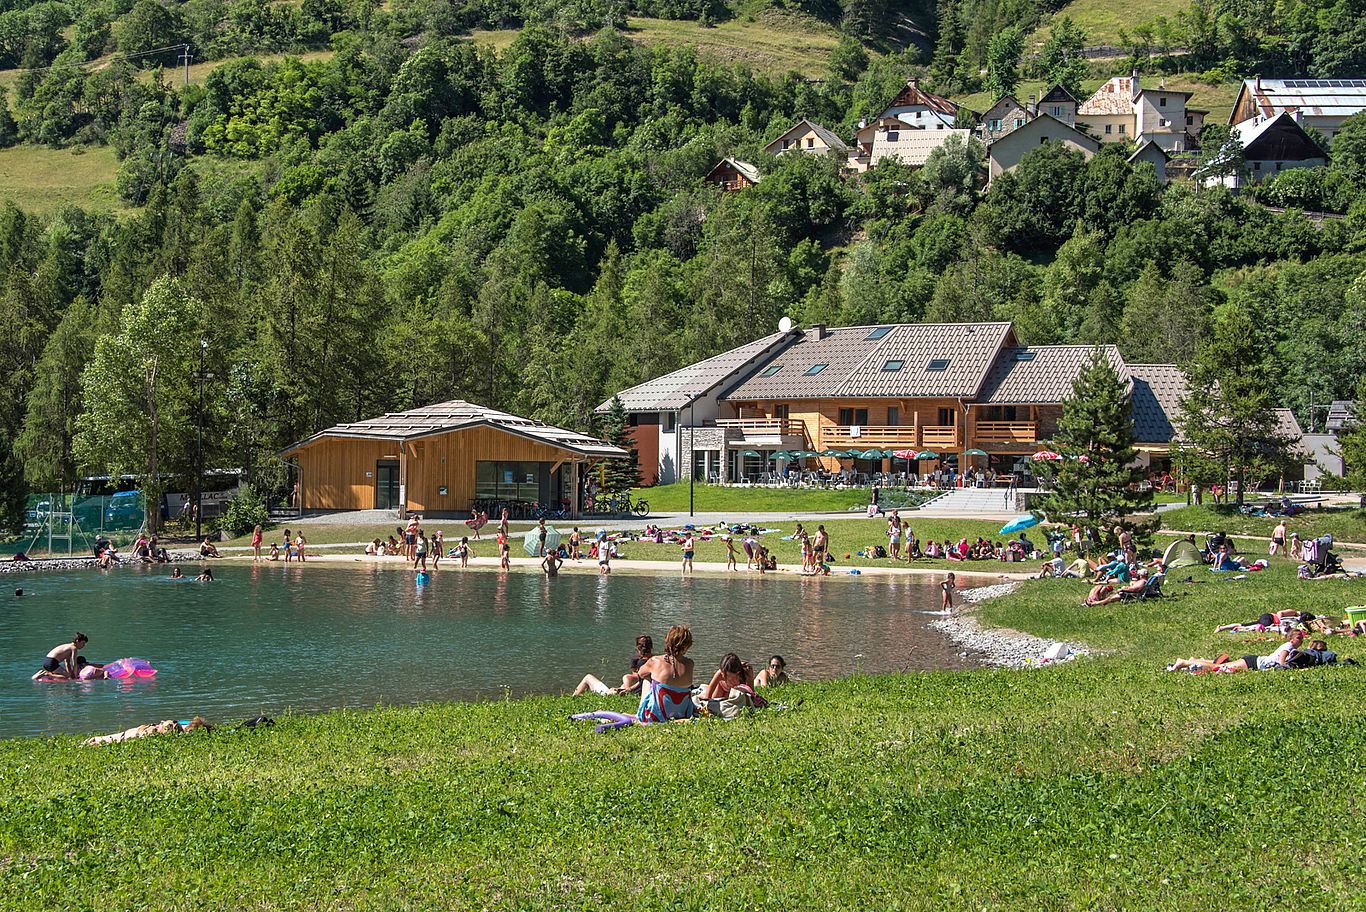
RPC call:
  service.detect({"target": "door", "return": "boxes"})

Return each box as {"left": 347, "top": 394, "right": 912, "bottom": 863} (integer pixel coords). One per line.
{"left": 375, "top": 461, "right": 400, "bottom": 511}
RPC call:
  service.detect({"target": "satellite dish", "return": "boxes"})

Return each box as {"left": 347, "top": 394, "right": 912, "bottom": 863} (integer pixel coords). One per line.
{"left": 778, "top": 316, "right": 793, "bottom": 333}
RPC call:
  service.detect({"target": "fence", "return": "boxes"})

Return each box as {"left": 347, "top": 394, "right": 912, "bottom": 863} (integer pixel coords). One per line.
{"left": 7, "top": 493, "right": 149, "bottom": 558}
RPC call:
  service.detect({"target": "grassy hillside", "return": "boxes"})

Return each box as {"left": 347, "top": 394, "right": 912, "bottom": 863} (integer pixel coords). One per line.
{"left": 472, "top": 11, "right": 845, "bottom": 76}
{"left": 0, "top": 145, "right": 124, "bottom": 214}
{"left": 3, "top": 562, "right": 1365, "bottom": 908}
{"left": 1029, "top": 0, "right": 1191, "bottom": 47}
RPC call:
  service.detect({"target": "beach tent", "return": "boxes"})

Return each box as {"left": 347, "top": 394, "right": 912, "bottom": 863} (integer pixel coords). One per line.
{"left": 1162, "top": 538, "right": 1203, "bottom": 570}
{"left": 523, "top": 526, "right": 562, "bottom": 556}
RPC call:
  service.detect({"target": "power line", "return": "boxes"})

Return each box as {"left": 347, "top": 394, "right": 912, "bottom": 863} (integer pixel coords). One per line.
{"left": 7, "top": 43, "right": 192, "bottom": 78}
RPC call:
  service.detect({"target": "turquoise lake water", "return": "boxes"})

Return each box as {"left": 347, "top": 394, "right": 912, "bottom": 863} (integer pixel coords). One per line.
{"left": 0, "top": 563, "right": 971, "bottom": 739}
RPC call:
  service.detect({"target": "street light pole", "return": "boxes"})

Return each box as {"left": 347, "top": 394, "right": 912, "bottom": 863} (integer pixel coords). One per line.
{"left": 195, "top": 339, "right": 207, "bottom": 542}
{"left": 688, "top": 402, "right": 694, "bottom": 518}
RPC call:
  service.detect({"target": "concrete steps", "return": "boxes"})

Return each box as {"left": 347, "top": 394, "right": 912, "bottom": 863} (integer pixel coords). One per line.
{"left": 914, "top": 487, "right": 1023, "bottom": 516}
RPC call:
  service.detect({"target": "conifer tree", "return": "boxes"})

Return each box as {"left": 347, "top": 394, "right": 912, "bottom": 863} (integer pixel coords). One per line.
{"left": 1178, "top": 302, "right": 1296, "bottom": 504}
{"left": 1036, "top": 347, "right": 1151, "bottom": 541}
{"left": 598, "top": 396, "right": 642, "bottom": 495}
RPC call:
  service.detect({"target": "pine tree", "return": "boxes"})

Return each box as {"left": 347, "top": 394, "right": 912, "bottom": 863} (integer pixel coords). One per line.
{"left": 1178, "top": 302, "right": 1296, "bottom": 505}
{"left": 1036, "top": 347, "right": 1152, "bottom": 542}
{"left": 598, "top": 396, "right": 642, "bottom": 495}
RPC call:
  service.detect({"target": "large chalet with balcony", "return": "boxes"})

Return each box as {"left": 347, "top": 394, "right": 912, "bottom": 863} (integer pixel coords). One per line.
{"left": 597, "top": 322, "right": 1185, "bottom": 485}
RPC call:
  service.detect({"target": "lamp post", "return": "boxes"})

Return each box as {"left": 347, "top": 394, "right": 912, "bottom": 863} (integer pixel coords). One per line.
{"left": 194, "top": 339, "right": 207, "bottom": 542}
{"left": 688, "top": 402, "right": 695, "bottom": 518}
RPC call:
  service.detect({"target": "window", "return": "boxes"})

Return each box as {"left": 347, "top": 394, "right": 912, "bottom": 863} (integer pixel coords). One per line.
{"left": 887, "top": 407, "right": 900, "bottom": 426}
{"left": 881, "top": 359, "right": 904, "bottom": 372}
{"left": 990, "top": 118, "right": 1001, "bottom": 130}
{"left": 1159, "top": 118, "right": 1168, "bottom": 127}
{"left": 758, "top": 365, "right": 783, "bottom": 377}
{"left": 806, "top": 137, "right": 814, "bottom": 148}
{"left": 1186, "top": 115, "right": 1193, "bottom": 126}
{"left": 774, "top": 403, "right": 790, "bottom": 420}
{"left": 982, "top": 405, "right": 1019, "bottom": 421}
{"left": 1013, "top": 350, "right": 1036, "bottom": 361}
{"left": 1119, "top": 125, "right": 1126, "bottom": 134}
{"left": 662, "top": 412, "right": 677, "bottom": 433}
{"left": 1040, "top": 136, "right": 1049, "bottom": 144}
{"left": 865, "top": 326, "right": 893, "bottom": 340}
{"left": 803, "top": 363, "right": 828, "bottom": 376}
{"left": 781, "top": 139, "right": 791, "bottom": 150}
{"left": 926, "top": 358, "right": 950, "bottom": 371}
{"left": 886, "top": 131, "right": 899, "bottom": 142}
{"left": 937, "top": 408, "right": 956, "bottom": 426}
{"left": 1105, "top": 124, "right": 1113, "bottom": 135}
{"left": 1159, "top": 96, "right": 1167, "bottom": 107}
{"left": 839, "top": 408, "right": 869, "bottom": 426}
{"left": 1254, "top": 162, "right": 1262, "bottom": 171}
{"left": 1052, "top": 106, "right": 1065, "bottom": 117}
{"left": 1014, "top": 118, "right": 1024, "bottom": 128}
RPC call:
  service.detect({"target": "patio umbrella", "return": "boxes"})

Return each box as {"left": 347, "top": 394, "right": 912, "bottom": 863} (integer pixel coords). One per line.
{"left": 739, "top": 450, "right": 762, "bottom": 457}
{"left": 965, "top": 448, "right": 988, "bottom": 456}
{"left": 797, "top": 450, "right": 819, "bottom": 458}
{"left": 999, "top": 514, "right": 1040, "bottom": 535}
{"left": 891, "top": 448, "right": 917, "bottom": 460}
{"left": 772, "top": 451, "right": 796, "bottom": 460}
{"left": 914, "top": 450, "right": 939, "bottom": 460}
{"left": 858, "top": 449, "right": 885, "bottom": 459}
{"left": 522, "top": 526, "right": 562, "bottom": 556}
{"left": 1031, "top": 450, "right": 1063, "bottom": 461}
{"left": 818, "top": 449, "right": 841, "bottom": 457}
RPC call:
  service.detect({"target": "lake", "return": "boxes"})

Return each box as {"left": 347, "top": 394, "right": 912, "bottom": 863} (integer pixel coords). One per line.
{"left": 0, "top": 563, "right": 974, "bottom": 739}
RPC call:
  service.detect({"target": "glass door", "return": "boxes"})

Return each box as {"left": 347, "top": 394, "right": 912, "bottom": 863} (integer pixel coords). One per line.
{"left": 375, "top": 461, "right": 400, "bottom": 510}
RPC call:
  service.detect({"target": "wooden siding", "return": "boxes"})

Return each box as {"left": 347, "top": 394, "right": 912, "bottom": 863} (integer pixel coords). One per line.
{"left": 294, "top": 426, "right": 587, "bottom": 512}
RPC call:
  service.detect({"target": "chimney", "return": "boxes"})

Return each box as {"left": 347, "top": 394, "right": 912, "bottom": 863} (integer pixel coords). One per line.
{"left": 1027, "top": 94, "right": 1036, "bottom": 118}
{"left": 806, "top": 325, "right": 828, "bottom": 342}
{"left": 1255, "top": 74, "right": 1262, "bottom": 93}
{"left": 1130, "top": 68, "right": 1140, "bottom": 99}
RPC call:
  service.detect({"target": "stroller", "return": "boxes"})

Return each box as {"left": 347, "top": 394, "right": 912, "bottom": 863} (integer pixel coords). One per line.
{"left": 1300, "top": 534, "right": 1342, "bottom": 577}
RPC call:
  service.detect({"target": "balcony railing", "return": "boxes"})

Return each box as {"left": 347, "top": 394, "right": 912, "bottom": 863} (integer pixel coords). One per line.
{"left": 920, "top": 425, "right": 959, "bottom": 449}
{"left": 973, "top": 421, "right": 1038, "bottom": 444}
{"left": 715, "top": 418, "right": 803, "bottom": 436}
{"left": 822, "top": 425, "right": 918, "bottom": 447}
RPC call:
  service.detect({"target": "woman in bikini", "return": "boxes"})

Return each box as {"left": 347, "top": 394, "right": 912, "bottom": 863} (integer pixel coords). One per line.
{"left": 701, "top": 652, "right": 753, "bottom": 699}
{"left": 636, "top": 625, "right": 696, "bottom": 723}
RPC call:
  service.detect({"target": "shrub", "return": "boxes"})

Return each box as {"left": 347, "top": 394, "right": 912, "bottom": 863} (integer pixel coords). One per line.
{"left": 218, "top": 484, "right": 270, "bottom": 538}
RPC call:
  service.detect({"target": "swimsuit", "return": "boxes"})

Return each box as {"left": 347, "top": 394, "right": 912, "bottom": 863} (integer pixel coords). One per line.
{"left": 637, "top": 679, "right": 696, "bottom": 724}
{"left": 42, "top": 656, "right": 60, "bottom": 672}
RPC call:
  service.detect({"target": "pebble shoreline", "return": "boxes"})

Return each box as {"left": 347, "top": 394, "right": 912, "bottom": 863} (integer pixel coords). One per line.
{"left": 0, "top": 551, "right": 200, "bottom": 575}
{"left": 932, "top": 582, "right": 1090, "bottom": 669}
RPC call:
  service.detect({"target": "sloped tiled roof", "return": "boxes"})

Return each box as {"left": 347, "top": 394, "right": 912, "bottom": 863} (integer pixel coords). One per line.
{"left": 1275, "top": 408, "right": 1309, "bottom": 454}
{"left": 982, "top": 95, "right": 1025, "bottom": 119}
{"left": 1078, "top": 76, "right": 1139, "bottom": 115}
{"left": 1232, "top": 112, "right": 1324, "bottom": 161}
{"left": 720, "top": 323, "right": 1016, "bottom": 402}
{"left": 1128, "top": 363, "right": 1186, "bottom": 444}
{"left": 764, "top": 118, "right": 849, "bottom": 154}
{"left": 978, "top": 346, "right": 1128, "bottom": 405}
{"left": 706, "top": 157, "right": 762, "bottom": 184}
{"left": 283, "top": 401, "right": 626, "bottom": 458}
{"left": 600, "top": 332, "right": 793, "bottom": 413}
{"left": 883, "top": 79, "right": 959, "bottom": 116}
{"left": 1128, "top": 139, "right": 1170, "bottom": 164}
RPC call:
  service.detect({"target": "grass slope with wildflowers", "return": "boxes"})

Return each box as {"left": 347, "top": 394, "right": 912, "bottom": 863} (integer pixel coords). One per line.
{"left": 3, "top": 559, "right": 1366, "bottom": 909}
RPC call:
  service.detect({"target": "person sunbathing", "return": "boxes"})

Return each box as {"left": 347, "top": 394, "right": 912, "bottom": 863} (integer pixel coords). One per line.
{"left": 1168, "top": 630, "right": 1304, "bottom": 674}
{"left": 1086, "top": 574, "right": 1147, "bottom": 605}
{"left": 701, "top": 652, "right": 753, "bottom": 700}
{"left": 1215, "top": 612, "right": 1279, "bottom": 633}
{"left": 635, "top": 625, "right": 695, "bottom": 724}
{"left": 574, "top": 635, "right": 653, "bottom": 696}
{"left": 82, "top": 716, "right": 212, "bottom": 747}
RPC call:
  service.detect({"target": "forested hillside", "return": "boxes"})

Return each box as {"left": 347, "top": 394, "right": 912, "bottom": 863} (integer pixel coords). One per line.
{"left": 0, "top": 0, "right": 1363, "bottom": 524}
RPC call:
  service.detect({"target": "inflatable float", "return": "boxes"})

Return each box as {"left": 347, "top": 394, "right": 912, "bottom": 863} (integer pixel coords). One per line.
{"left": 104, "top": 657, "right": 157, "bottom": 679}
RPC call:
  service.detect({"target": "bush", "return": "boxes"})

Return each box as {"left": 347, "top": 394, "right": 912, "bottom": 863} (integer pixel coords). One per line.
{"left": 218, "top": 484, "right": 270, "bottom": 538}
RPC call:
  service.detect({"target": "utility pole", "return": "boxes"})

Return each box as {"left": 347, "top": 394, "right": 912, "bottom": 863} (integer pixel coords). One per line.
{"left": 688, "top": 402, "right": 695, "bottom": 518}
{"left": 177, "top": 44, "right": 191, "bottom": 86}
{"left": 194, "top": 339, "right": 207, "bottom": 542}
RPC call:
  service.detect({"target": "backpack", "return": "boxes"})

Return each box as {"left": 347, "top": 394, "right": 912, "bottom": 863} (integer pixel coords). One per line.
{"left": 872, "top": 545, "right": 888, "bottom": 558}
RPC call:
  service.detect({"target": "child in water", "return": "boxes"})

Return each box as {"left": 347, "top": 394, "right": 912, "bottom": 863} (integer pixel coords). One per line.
{"left": 498, "top": 532, "right": 510, "bottom": 571}
{"left": 456, "top": 536, "right": 470, "bottom": 568}
{"left": 941, "top": 572, "right": 956, "bottom": 611}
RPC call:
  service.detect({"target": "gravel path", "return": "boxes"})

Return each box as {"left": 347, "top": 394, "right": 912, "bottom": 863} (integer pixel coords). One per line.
{"left": 931, "top": 582, "right": 1090, "bottom": 669}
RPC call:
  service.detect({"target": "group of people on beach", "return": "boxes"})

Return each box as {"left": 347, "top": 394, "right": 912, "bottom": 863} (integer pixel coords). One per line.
{"left": 256, "top": 525, "right": 308, "bottom": 563}
{"left": 571, "top": 627, "right": 790, "bottom": 723}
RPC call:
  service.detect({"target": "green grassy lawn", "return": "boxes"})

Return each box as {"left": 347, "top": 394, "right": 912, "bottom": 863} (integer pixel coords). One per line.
{"left": 0, "top": 144, "right": 125, "bottom": 214}
{"left": 3, "top": 561, "right": 1365, "bottom": 908}
{"left": 470, "top": 11, "right": 842, "bottom": 76}
{"left": 1160, "top": 504, "right": 1366, "bottom": 544}
{"left": 628, "top": 481, "right": 912, "bottom": 514}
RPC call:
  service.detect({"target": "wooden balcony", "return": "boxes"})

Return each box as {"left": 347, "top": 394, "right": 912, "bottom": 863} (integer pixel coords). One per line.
{"left": 822, "top": 425, "right": 918, "bottom": 447}
{"left": 820, "top": 425, "right": 961, "bottom": 449}
{"left": 973, "top": 421, "right": 1038, "bottom": 444}
{"left": 920, "top": 425, "right": 959, "bottom": 449}
{"left": 715, "top": 418, "right": 803, "bottom": 437}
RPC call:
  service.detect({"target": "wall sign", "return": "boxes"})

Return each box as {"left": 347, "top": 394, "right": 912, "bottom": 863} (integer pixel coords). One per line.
{"left": 365, "top": 471, "right": 373, "bottom": 478}
{"left": 438, "top": 486, "right": 448, "bottom": 496}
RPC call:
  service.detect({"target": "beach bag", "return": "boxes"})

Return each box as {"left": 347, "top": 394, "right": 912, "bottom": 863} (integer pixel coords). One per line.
{"left": 698, "top": 687, "right": 753, "bottom": 720}
{"left": 873, "top": 545, "right": 888, "bottom": 559}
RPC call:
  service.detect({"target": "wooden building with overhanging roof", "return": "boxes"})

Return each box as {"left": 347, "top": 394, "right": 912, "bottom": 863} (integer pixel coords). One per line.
{"left": 281, "top": 400, "right": 626, "bottom": 518}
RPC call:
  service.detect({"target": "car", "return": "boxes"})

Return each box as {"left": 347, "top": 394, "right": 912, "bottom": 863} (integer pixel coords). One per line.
{"left": 104, "top": 491, "right": 144, "bottom": 529}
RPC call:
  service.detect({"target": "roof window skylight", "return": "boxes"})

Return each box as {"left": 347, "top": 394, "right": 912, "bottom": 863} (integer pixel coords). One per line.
{"left": 926, "top": 358, "right": 950, "bottom": 371}
{"left": 804, "top": 363, "right": 828, "bottom": 376}
{"left": 881, "top": 359, "right": 904, "bottom": 372}
{"left": 758, "top": 365, "right": 783, "bottom": 378}
{"left": 1013, "top": 351, "right": 1037, "bottom": 361}
{"left": 865, "top": 327, "right": 893, "bottom": 340}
